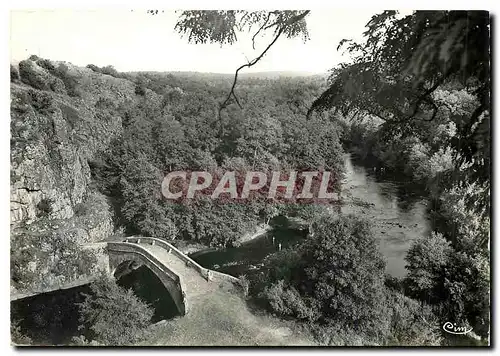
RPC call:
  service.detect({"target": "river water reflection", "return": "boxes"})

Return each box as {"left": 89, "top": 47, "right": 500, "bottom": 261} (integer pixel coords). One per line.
{"left": 341, "top": 153, "right": 431, "bottom": 277}
{"left": 192, "top": 153, "right": 431, "bottom": 278}
{"left": 11, "top": 155, "right": 432, "bottom": 344}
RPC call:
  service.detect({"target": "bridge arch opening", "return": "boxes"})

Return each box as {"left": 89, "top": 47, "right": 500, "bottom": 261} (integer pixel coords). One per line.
{"left": 113, "top": 261, "right": 183, "bottom": 322}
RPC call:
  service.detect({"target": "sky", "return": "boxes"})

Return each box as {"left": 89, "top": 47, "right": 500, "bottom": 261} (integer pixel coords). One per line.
{"left": 9, "top": 9, "right": 399, "bottom": 74}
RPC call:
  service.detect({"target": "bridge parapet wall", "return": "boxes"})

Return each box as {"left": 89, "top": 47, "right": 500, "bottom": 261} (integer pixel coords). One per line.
{"left": 107, "top": 242, "right": 186, "bottom": 315}
{"left": 124, "top": 237, "right": 209, "bottom": 279}
{"left": 123, "top": 237, "right": 242, "bottom": 287}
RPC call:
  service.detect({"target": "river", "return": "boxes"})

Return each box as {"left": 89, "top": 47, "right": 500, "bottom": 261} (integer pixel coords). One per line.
{"left": 340, "top": 153, "right": 431, "bottom": 277}
{"left": 192, "top": 153, "right": 431, "bottom": 278}
{"left": 11, "top": 154, "right": 431, "bottom": 344}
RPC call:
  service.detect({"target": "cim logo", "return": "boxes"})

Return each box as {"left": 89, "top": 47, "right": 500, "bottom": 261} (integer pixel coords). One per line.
{"left": 442, "top": 322, "right": 473, "bottom": 335}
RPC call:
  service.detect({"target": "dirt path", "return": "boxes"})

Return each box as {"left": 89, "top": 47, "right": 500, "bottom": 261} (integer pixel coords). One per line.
{"left": 141, "top": 287, "right": 316, "bottom": 346}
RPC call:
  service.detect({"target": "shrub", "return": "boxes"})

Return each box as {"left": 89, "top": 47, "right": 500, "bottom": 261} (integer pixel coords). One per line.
{"left": 10, "top": 221, "right": 100, "bottom": 293}
{"left": 303, "top": 215, "right": 389, "bottom": 332}
{"left": 238, "top": 274, "right": 250, "bottom": 297}
{"left": 260, "top": 279, "right": 320, "bottom": 321}
{"left": 100, "top": 65, "right": 119, "bottom": 77}
{"left": 52, "top": 64, "right": 80, "bottom": 97}
{"left": 404, "top": 232, "right": 452, "bottom": 303}
{"left": 36, "top": 198, "right": 53, "bottom": 217}
{"left": 404, "top": 232, "right": 490, "bottom": 339}
{"left": 74, "top": 202, "right": 90, "bottom": 217}
{"left": 86, "top": 64, "right": 100, "bottom": 72}
{"left": 77, "top": 274, "right": 154, "bottom": 345}
{"left": 18, "top": 60, "right": 50, "bottom": 91}
{"left": 10, "top": 64, "right": 19, "bottom": 82}
{"left": 36, "top": 58, "right": 56, "bottom": 72}
{"left": 94, "top": 97, "right": 116, "bottom": 111}
{"left": 135, "top": 84, "right": 146, "bottom": 96}
{"left": 262, "top": 248, "right": 303, "bottom": 284}
{"left": 59, "top": 103, "right": 81, "bottom": 128}
{"left": 252, "top": 215, "right": 392, "bottom": 337}
{"left": 11, "top": 320, "right": 32, "bottom": 345}
{"left": 309, "top": 323, "right": 376, "bottom": 346}
{"left": 49, "top": 77, "right": 67, "bottom": 94}
{"left": 70, "top": 335, "right": 100, "bottom": 346}
{"left": 26, "top": 89, "right": 54, "bottom": 115}
{"left": 385, "top": 291, "right": 442, "bottom": 346}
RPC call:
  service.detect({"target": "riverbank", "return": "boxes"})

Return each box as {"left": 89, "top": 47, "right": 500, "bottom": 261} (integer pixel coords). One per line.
{"left": 172, "top": 223, "right": 272, "bottom": 255}
{"left": 167, "top": 154, "right": 431, "bottom": 280}
{"left": 232, "top": 223, "right": 271, "bottom": 246}
{"left": 171, "top": 240, "right": 209, "bottom": 255}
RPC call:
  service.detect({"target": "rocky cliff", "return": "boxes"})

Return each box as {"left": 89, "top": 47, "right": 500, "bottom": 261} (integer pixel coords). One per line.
{"left": 10, "top": 58, "right": 140, "bottom": 295}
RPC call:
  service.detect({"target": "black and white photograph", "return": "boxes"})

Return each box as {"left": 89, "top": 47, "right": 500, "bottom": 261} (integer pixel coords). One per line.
{"left": 8, "top": 6, "right": 491, "bottom": 347}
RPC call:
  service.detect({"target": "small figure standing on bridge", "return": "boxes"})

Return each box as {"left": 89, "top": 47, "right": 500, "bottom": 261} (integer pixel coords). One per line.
{"left": 272, "top": 236, "right": 275, "bottom": 245}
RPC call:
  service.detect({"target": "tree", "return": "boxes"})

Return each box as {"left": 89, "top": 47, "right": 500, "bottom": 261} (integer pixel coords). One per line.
{"left": 405, "top": 232, "right": 490, "bottom": 339}
{"left": 77, "top": 274, "right": 154, "bottom": 345}
{"left": 164, "top": 10, "right": 490, "bottom": 217}
{"left": 302, "top": 215, "right": 389, "bottom": 333}
{"left": 384, "top": 291, "right": 442, "bottom": 346}
{"left": 404, "top": 232, "right": 453, "bottom": 303}
{"left": 307, "top": 11, "right": 490, "bottom": 217}
{"left": 150, "top": 10, "right": 311, "bottom": 131}
{"left": 10, "top": 64, "right": 19, "bottom": 82}
{"left": 11, "top": 319, "right": 32, "bottom": 345}
{"left": 120, "top": 156, "right": 176, "bottom": 238}
{"left": 256, "top": 215, "right": 390, "bottom": 336}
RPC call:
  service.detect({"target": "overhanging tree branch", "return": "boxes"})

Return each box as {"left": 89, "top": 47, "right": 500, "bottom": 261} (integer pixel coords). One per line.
{"left": 408, "top": 71, "right": 452, "bottom": 119}
{"left": 217, "top": 10, "right": 311, "bottom": 133}
{"left": 251, "top": 12, "right": 272, "bottom": 50}
{"left": 219, "top": 28, "right": 284, "bottom": 113}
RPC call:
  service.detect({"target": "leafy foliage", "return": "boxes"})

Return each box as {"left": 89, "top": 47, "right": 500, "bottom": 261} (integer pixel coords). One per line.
{"left": 11, "top": 64, "right": 20, "bottom": 82}
{"left": 91, "top": 72, "right": 344, "bottom": 247}
{"left": 11, "top": 319, "right": 32, "bottom": 345}
{"left": 405, "top": 232, "right": 490, "bottom": 338}
{"left": 169, "top": 10, "right": 311, "bottom": 125}
{"left": 309, "top": 11, "right": 490, "bottom": 217}
{"left": 384, "top": 291, "right": 442, "bottom": 346}
{"left": 86, "top": 64, "right": 100, "bottom": 72}
{"left": 252, "top": 214, "right": 444, "bottom": 345}
{"left": 10, "top": 15, "right": 490, "bottom": 342}
{"left": 18, "top": 60, "right": 51, "bottom": 91}
{"left": 100, "top": 65, "right": 121, "bottom": 78}
{"left": 52, "top": 63, "right": 80, "bottom": 97}
{"left": 172, "top": 10, "right": 310, "bottom": 46}
{"left": 10, "top": 221, "right": 99, "bottom": 292}
{"left": 17, "top": 57, "right": 81, "bottom": 96}
{"left": 77, "top": 274, "right": 154, "bottom": 345}
{"left": 261, "top": 279, "right": 320, "bottom": 321}
{"left": 302, "top": 215, "right": 388, "bottom": 331}
{"left": 256, "top": 216, "right": 388, "bottom": 331}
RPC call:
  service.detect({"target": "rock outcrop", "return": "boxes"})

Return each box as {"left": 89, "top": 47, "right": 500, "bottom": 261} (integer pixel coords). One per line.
{"left": 10, "top": 58, "right": 139, "bottom": 295}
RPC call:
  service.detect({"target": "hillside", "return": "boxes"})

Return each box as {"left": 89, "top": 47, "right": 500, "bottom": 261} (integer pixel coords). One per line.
{"left": 10, "top": 57, "right": 139, "bottom": 295}
{"left": 10, "top": 52, "right": 489, "bottom": 347}
{"left": 9, "top": 56, "right": 331, "bottom": 297}
{"left": 10, "top": 56, "right": 334, "bottom": 346}
{"left": 10, "top": 9, "right": 490, "bottom": 347}
{"left": 129, "top": 70, "right": 325, "bottom": 79}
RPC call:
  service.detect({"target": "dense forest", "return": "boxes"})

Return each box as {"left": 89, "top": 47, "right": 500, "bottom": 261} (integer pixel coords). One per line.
{"left": 10, "top": 9, "right": 490, "bottom": 346}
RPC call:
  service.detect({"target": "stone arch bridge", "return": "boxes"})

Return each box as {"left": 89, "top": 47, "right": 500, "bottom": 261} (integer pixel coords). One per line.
{"left": 107, "top": 237, "right": 241, "bottom": 316}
